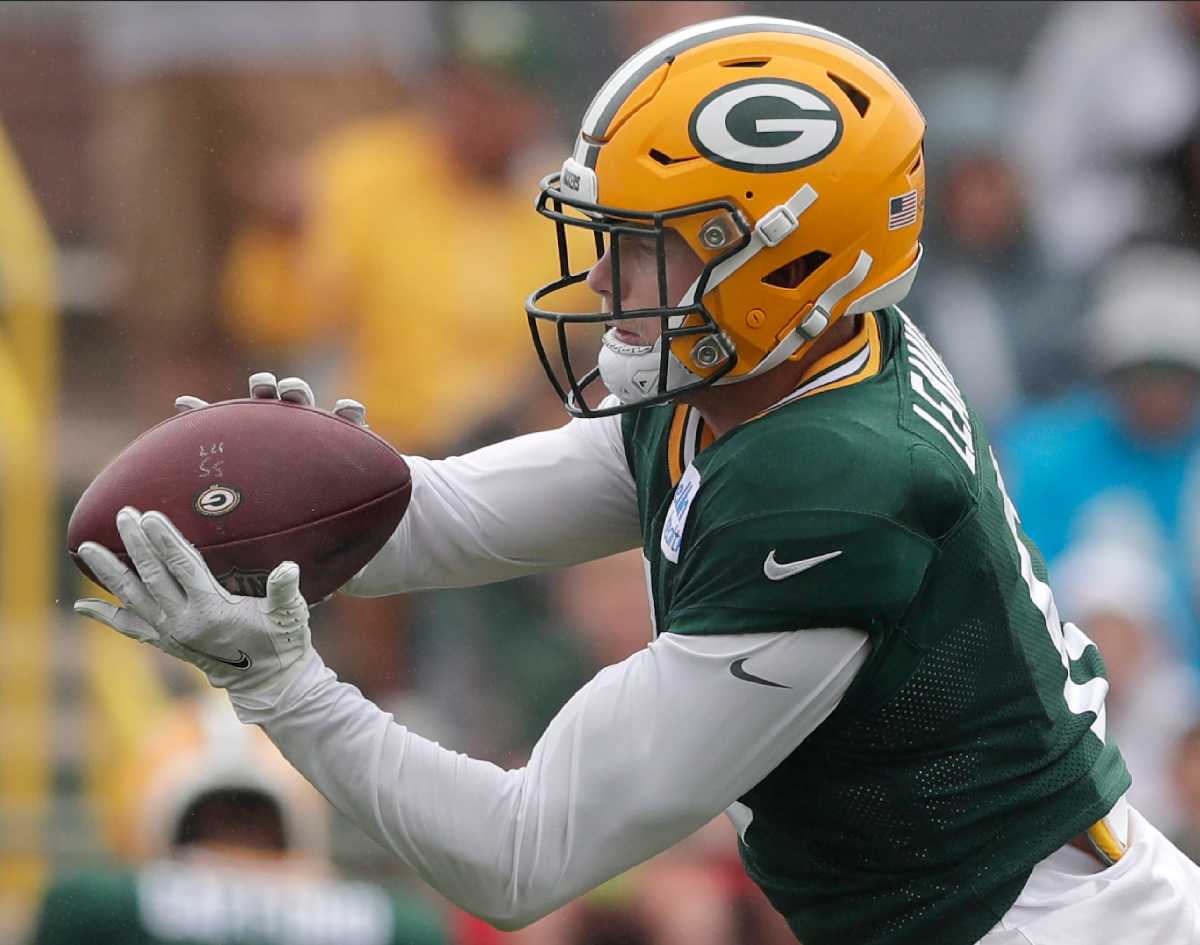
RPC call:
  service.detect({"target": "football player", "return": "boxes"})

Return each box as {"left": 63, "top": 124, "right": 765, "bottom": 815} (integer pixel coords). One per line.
{"left": 75, "top": 16, "right": 1200, "bottom": 945}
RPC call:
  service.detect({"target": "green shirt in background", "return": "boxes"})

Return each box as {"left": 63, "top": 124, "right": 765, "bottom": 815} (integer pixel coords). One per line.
{"left": 32, "top": 859, "right": 447, "bottom": 945}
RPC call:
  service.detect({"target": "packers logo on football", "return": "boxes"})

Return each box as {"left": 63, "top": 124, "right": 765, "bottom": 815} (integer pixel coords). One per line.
{"left": 688, "top": 78, "right": 843, "bottom": 173}
{"left": 194, "top": 484, "right": 241, "bottom": 517}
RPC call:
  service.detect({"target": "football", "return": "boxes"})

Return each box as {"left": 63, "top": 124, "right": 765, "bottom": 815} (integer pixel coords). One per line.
{"left": 67, "top": 399, "right": 411, "bottom": 604}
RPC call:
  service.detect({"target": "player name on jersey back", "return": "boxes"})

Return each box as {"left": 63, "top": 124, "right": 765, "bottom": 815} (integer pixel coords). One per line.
{"left": 901, "top": 312, "right": 977, "bottom": 474}
{"left": 138, "top": 861, "right": 394, "bottom": 944}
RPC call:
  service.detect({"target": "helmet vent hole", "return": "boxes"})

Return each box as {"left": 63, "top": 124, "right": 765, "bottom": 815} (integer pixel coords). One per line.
{"left": 909, "top": 148, "right": 923, "bottom": 174}
{"left": 762, "top": 250, "right": 831, "bottom": 289}
{"left": 649, "top": 148, "right": 695, "bottom": 166}
{"left": 827, "top": 72, "right": 870, "bottom": 118}
{"left": 720, "top": 57, "right": 771, "bottom": 68}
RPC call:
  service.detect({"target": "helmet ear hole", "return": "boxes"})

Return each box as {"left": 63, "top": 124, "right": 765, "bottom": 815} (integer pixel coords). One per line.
{"left": 763, "top": 250, "right": 831, "bottom": 289}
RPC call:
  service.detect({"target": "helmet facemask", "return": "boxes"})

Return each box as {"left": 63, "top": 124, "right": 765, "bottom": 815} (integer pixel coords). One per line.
{"left": 526, "top": 173, "right": 750, "bottom": 417}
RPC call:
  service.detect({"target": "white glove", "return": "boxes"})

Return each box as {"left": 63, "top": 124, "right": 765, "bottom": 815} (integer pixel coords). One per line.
{"left": 74, "top": 507, "right": 314, "bottom": 707}
{"left": 176, "top": 370, "right": 368, "bottom": 428}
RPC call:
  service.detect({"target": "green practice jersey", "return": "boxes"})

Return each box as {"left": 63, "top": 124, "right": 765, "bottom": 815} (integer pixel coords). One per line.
{"left": 32, "top": 859, "right": 447, "bottom": 945}
{"left": 621, "top": 308, "right": 1130, "bottom": 945}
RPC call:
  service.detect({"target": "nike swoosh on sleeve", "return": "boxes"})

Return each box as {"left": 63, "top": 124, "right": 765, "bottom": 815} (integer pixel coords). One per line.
{"left": 763, "top": 549, "right": 842, "bottom": 581}
{"left": 729, "top": 657, "right": 791, "bottom": 689}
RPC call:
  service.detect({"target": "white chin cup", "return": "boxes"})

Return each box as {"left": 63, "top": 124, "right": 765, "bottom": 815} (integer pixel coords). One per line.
{"left": 598, "top": 329, "right": 697, "bottom": 405}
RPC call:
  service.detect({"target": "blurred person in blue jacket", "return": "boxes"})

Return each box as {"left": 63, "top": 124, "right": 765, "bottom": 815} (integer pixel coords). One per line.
{"left": 1052, "top": 539, "right": 1200, "bottom": 835}
{"left": 1001, "top": 244, "right": 1200, "bottom": 666}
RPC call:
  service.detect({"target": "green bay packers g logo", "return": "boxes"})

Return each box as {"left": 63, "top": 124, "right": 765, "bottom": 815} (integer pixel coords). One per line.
{"left": 688, "top": 78, "right": 843, "bottom": 173}
{"left": 194, "top": 483, "right": 241, "bottom": 517}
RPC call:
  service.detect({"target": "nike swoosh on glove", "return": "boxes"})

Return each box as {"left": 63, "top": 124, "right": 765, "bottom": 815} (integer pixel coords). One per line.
{"left": 74, "top": 507, "right": 314, "bottom": 708}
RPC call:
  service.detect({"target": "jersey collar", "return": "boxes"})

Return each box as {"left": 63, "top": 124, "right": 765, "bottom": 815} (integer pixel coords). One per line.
{"left": 763, "top": 312, "right": 882, "bottom": 414}
{"left": 665, "top": 313, "right": 883, "bottom": 485}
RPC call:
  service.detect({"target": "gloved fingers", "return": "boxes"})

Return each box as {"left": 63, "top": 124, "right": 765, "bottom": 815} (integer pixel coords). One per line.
{"left": 277, "top": 376, "right": 316, "bottom": 407}
{"left": 73, "top": 598, "right": 161, "bottom": 644}
{"left": 77, "top": 539, "right": 163, "bottom": 624}
{"left": 139, "top": 511, "right": 222, "bottom": 599}
{"left": 115, "top": 507, "right": 187, "bottom": 613}
{"left": 332, "top": 398, "right": 368, "bottom": 427}
{"left": 248, "top": 371, "right": 280, "bottom": 400}
{"left": 265, "top": 560, "right": 304, "bottom": 610}
{"left": 174, "top": 395, "right": 209, "bottom": 412}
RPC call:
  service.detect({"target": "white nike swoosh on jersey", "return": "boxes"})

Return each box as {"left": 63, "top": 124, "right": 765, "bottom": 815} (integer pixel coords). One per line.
{"left": 763, "top": 549, "right": 843, "bottom": 581}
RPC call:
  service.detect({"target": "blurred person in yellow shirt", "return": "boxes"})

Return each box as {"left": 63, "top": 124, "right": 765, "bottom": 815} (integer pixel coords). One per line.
{"left": 88, "top": 1, "right": 429, "bottom": 422}
{"left": 220, "top": 3, "right": 598, "bottom": 735}
{"left": 223, "top": 2, "right": 593, "bottom": 454}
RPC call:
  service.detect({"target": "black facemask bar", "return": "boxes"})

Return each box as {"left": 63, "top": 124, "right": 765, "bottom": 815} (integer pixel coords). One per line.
{"left": 525, "top": 172, "right": 752, "bottom": 417}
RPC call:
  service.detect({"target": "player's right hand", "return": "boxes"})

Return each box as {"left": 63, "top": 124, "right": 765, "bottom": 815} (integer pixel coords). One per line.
{"left": 75, "top": 507, "right": 314, "bottom": 703}
{"left": 175, "top": 371, "right": 368, "bottom": 428}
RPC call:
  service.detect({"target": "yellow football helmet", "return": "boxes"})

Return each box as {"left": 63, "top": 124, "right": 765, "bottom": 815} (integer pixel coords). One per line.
{"left": 527, "top": 16, "right": 926, "bottom": 415}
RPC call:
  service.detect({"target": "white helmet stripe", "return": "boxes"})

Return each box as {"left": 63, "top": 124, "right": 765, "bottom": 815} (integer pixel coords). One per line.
{"left": 846, "top": 244, "right": 923, "bottom": 314}
{"left": 572, "top": 135, "right": 601, "bottom": 170}
{"left": 580, "top": 15, "right": 904, "bottom": 154}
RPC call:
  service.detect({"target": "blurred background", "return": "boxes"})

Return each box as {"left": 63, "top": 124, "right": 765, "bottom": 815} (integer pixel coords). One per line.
{"left": 4, "top": 1, "right": 1200, "bottom": 943}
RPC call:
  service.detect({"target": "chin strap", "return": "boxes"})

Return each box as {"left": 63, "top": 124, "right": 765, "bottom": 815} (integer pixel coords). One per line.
{"left": 678, "top": 184, "right": 819, "bottom": 308}
{"left": 727, "top": 249, "right": 875, "bottom": 384}
{"left": 600, "top": 183, "right": 821, "bottom": 405}
{"left": 615, "top": 181, "right": 920, "bottom": 399}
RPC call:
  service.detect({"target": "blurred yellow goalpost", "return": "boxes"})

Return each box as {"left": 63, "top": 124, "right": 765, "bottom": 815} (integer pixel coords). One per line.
{"left": 0, "top": 121, "right": 179, "bottom": 933}
{"left": 0, "top": 117, "right": 58, "bottom": 916}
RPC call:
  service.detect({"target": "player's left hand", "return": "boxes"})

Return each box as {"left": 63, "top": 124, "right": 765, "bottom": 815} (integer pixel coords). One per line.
{"left": 175, "top": 370, "right": 369, "bottom": 428}
{"left": 74, "top": 507, "right": 314, "bottom": 704}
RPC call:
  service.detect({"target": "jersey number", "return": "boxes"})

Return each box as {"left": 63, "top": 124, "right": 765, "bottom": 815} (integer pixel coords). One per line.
{"left": 991, "top": 448, "right": 1108, "bottom": 739}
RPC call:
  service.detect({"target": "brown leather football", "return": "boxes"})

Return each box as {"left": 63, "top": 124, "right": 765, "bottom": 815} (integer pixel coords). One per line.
{"left": 67, "top": 399, "right": 411, "bottom": 604}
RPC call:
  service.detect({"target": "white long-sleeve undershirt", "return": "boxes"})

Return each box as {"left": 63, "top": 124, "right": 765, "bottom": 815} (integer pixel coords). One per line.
{"left": 241, "top": 407, "right": 870, "bottom": 927}
{"left": 233, "top": 626, "right": 869, "bottom": 929}
{"left": 344, "top": 412, "right": 642, "bottom": 595}
{"left": 226, "top": 394, "right": 1186, "bottom": 940}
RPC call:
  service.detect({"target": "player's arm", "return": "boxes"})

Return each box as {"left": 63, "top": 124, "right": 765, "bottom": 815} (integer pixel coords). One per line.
{"left": 73, "top": 513, "right": 866, "bottom": 929}
{"left": 347, "top": 410, "right": 640, "bottom": 595}
{"left": 234, "top": 627, "right": 868, "bottom": 929}
{"left": 180, "top": 372, "right": 641, "bottom": 594}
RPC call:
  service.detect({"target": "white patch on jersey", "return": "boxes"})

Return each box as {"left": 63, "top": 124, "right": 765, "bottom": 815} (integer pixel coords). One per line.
{"left": 661, "top": 464, "right": 701, "bottom": 564}
{"left": 991, "top": 448, "right": 1109, "bottom": 738}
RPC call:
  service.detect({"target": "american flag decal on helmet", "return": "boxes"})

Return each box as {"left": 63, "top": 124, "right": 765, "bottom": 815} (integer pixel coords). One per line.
{"left": 888, "top": 190, "right": 918, "bottom": 230}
